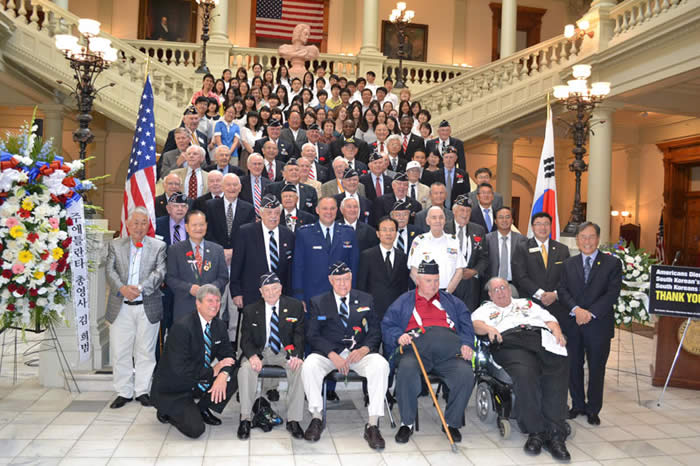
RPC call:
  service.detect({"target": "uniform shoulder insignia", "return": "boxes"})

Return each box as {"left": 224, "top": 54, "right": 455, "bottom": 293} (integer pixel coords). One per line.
{"left": 298, "top": 224, "right": 314, "bottom": 230}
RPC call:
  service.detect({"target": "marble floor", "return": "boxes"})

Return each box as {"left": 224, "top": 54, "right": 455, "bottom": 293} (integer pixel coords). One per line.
{"left": 1, "top": 328, "right": 699, "bottom": 466}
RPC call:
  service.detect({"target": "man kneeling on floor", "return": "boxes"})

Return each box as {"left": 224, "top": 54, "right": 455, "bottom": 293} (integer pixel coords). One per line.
{"left": 471, "top": 277, "right": 571, "bottom": 461}
{"left": 382, "top": 259, "right": 475, "bottom": 444}
{"left": 237, "top": 272, "right": 306, "bottom": 440}
{"left": 302, "top": 261, "right": 390, "bottom": 449}
{"left": 151, "top": 284, "right": 237, "bottom": 439}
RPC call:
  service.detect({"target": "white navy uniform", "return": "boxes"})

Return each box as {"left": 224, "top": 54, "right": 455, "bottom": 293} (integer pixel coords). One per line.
{"left": 407, "top": 232, "right": 466, "bottom": 289}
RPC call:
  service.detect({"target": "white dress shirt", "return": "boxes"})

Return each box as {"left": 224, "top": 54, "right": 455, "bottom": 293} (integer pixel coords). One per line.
{"left": 379, "top": 244, "right": 395, "bottom": 268}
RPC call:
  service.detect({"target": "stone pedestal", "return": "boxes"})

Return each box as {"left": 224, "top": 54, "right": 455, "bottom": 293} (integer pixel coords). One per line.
{"left": 39, "top": 221, "right": 114, "bottom": 389}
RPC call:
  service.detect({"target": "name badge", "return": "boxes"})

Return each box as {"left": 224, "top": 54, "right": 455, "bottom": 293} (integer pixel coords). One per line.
{"left": 529, "top": 247, "right": 540, "bottom": 253}
{"left": 313, "top": 245, "right": 323, "bottom": 250}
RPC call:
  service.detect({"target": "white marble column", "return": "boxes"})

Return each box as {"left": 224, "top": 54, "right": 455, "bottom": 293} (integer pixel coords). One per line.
{"left": 210, "top": 0, "right": 230, "bottom": 43}
{"left": 360, "top": 0, "right": 380, "bottom": 55}
{"left": 495, "top": 133, "right": 518, "bottom": 207}
{"left": 500, "top": 0, "right": 517, "bottom": 59}
{"left": 586, "top": 105, "right": 615, "bottom": 243}
{"left": 39, "top": 104, "right": 65, "bottom": 157}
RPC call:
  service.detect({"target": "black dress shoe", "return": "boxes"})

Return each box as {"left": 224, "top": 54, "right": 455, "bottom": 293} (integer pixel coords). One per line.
{"left": 286, "top": 421, "right": 304, "bottom": 439}
{"left": 200, "top": 408, "right": 222, "bottom": 426}
{"left": 364, "top": 424, "right": 385, "bottom": 450}
{"left": 587, "top": 413, "right": 601, "bottom": 426}
{"left": 109, "top": 396, "right": 133, "bottom": 409}
{"left": 237, "top": 420, "right": 251, "bottom": 440}
{"left": 156, "top": 411, "right": 169, "bottom": 424}
{"left": 524, "top": 433, "right": 545, "bottom": 455}
{"left": 267, "top": 389, "right": 280, "bottom": 402}
{"left": 441, "top": 425, "right": 462, "bottom": 443}
{"left": 326, "top": 390, "right": 340, "bottom": 402}
{"left": 544, "top": 436, "right": 571, "bottom": 461}
{"left": 135, "top": 394, "right": 151, "bottom": 407}
{"left": 568, "top": 408, "right": 585, "bottom": 419}
{"left": 304, "top": 418, "right": 323, "bottom": 442}
{"left": 394, "top": 425, "right": 413, "bottom": 443}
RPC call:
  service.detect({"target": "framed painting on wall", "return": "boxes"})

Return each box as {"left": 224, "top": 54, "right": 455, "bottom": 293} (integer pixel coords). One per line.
{"left": 380, "top": 20, "right": 428, "bottom": 62}
{"left": 138, "top": 0, "right": 198, "bottom": 42}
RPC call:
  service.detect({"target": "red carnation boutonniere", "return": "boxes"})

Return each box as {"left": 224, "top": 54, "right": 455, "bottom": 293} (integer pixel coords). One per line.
{"left": 284, "top": 344, "right": 295, "bottom": 359}
{"left": 361, "top": 170, "right": 367, "bottom": 174}
{"left": 473, "top": 236, "right": 482, "bottom": 243}
{"left": 456, "top": 173, "right": 464, "bottom": 179}
{"left": 352, "top": 326, "right": 362, "bottom": 335}
{"left": 291, "top": 216, "right": 298, "bottom": 221}
{"left": 319, "top": 157, "right": 326, "bottom": 162}
{"left": 135, "top": 242, "right": 143, "bottom": 248}
{"left": 185, "top": 251, "right": 193, "bottom": 257}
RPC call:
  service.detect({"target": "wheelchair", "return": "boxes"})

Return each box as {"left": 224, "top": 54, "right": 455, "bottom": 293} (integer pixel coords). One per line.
{"left": 472, "top": 336, "right": 574, "bottom": 440}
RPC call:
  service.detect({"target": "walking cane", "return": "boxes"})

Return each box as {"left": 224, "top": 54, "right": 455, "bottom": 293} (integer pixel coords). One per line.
{"left": 409, "top": 340, "right": 458, "bottom": 453}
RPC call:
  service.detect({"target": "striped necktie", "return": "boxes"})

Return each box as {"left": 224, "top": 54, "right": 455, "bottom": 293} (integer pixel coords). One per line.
{"left": 226, "top": 202, "right": 234, "bottom": 238}
{"left": 173, "top": 224, "right": 181, "bottom": 243}
{"left": 253, "top": 177, "right": 262, "bottom": 216}
{"left": 397, "top": 229, "right": 405, "bottom": 253}
{"left": 197, "top": 323, "right": 212, "bottom": 392}
{"left": 339, "top": 297, "right": 349, "bottom": 329}
{"left": 269, "top": 230, "right": 278, "bottom": 272}
{"left": 268, "top": 306, "right": 281, "bottom": 354}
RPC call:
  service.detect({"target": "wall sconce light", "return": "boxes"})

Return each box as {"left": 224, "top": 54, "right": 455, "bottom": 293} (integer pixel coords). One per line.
{"left": 564, "top": 19, "right": 594, "bottom": 40}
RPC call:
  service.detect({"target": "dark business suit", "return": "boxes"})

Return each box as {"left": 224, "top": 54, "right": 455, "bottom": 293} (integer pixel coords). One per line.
{"left": 193, "top": 192, "right": 219, "bottom": 215}
{"left": 253, "top": 137, "right": 299, "bottom": 162}
{"left": 426, "top": 137, "right": 466, "bottom": 170}
{"left": 291, "top": 222, "right": 360, "bottom": 304}
{"left": 311, "top": 161, "right": 330, "bottom": 183}
{"left": 469, "top": 204, "right": 498, "bottom": 233}
{"left": 346, "top": 221, "right": 379, "bottom": 252}
{"left": 204, "top": 163, "right": 245, "bottom": 177}
{"left": 155, "top": 194, "right": 169, "bottom": 218}
{"left": 512, "top": 237, "right": 570, "bottom": 323}
{"left": 155, "top": 216, "right": 188, "bottom": 334}
{"left": 150, "top": 311, "right": 236, "bottom": 438}
{"left": 261, "top": 159, "right": 285, "bottom": 182}
{"left": 485, "top": 230, "right": 527, "bottom": 282}
{"left": 330, "top": 137, "right": 370, "bottom": 164}
{"left": 280, "top": 209, "right": 316, "bottom": 232}
{"left": 432, "top": 167, "right": 470, "bottom": 208}
{"left": 468, "top": 190, "right": 504, "bottom": 214}
{"left": 239, "top": 175, "right": 272, "bottom": 207}
{"left": 280, "top": 127, "right": 307, "bottom": 151}
{"left": 386, "top": 157, "right": 407, "bottom": 174}
{"left": 239, "top": 296, "right": 305, "bottom": 360}
{"left": 229, "top": 223, "right": 295, "bottom": 307}
{"left": 165, "top": 240, "right": 229, "bottom": 321}
{"left": 265, "top": 181, "right": 318, "bottom": 215}
{"left": 558, "top": 250, "right": 622, "bottom": 417}
{"left": 446, "top": 221, "right": 488, "bottom": 311}
{"left": 204, "top": 197, "right": 256, "bottom": 250}
{"left": 311, "top": 142, "right": 331, "bottom": 165}
{"left": 357, "top": 246, "right": 409, "bottom": 320}
{"left": 161, "top": 128, "right": 210, "bottom": 166}
{"left": 327, "top": 160, "right": 369, "bottom": 178}
{"left": 360, "top": 173, "right": 393, "bottom": 201}
{"left": 398, "top": 133, "right": 424, "bottom": 161}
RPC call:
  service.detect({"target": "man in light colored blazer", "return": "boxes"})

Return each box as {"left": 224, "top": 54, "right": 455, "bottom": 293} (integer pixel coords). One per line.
{"left": 106, "top": 207, "right": 167, "bottom": 409}
{"left": 321, "top": 156, "right": 367, "bottom": 197}
{"left": 484, "top": 206, "right": 526, "bottom": 300}
{"left": 166, "top": 210, "right": 229, "bottom": 322}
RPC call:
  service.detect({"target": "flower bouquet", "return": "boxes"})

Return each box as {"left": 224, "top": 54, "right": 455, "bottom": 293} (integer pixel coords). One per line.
{"left": 0, "top": 112, "right": 97, "bottom": 331}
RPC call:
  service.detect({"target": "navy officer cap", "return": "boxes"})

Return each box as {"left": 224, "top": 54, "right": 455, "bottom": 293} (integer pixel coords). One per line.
{"left": 393, "top": 172, "right": 408, "bottom": 182}
{"left": 168, "top": 192, "right": 188, "bottom": 204}
{"left": 329, "top": 261, "right": 352, "bottom": 275}
{"left": 454, "top": 194, "right": 473, "bottom": 208}
{"left": 183, "top": 106, "right": 198, "bottom": 116}
{"left": 260, "top": 194, "right": 281, "bottom": 208}
{"left": 307, "top": 123, "right": 319, "bottom": 131}
{"left": 418, "top": 259, "right": 440, "bottom": 275}
{"left": 439, "top": 120, "right": 450, "bottom": 128}
{"left": 281, "top": 183, "right": 298, "bottom": 194}
{"left": 268, "top": 119, "right": 282, "bottom": 127}
{"left": 343, "top": 138, "right": 359, "bottom": 147}
{"left": 369, "top": 151, "right": 383, "bottom": 162}
{"left": 391, "top": 199, "right": 412, "bottom": 212}
{"left": 285, "top": 157, "right": 298, "bottom": 167}
{"left": 343, "top": 167, "right": 359, "bottom": 179}
{"left": 259, "top": 272, "right": 281, "bottom": 287}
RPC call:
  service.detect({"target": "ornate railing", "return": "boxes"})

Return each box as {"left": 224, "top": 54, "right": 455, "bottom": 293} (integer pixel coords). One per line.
{"left": 610, "top": 0, "right": 688, "bottom": 40}
{"left": 1, "top": 0, "right": 193, "bottom": 143}
{"left": 414, "top": 33, "right": 582, "bottom": 115}
{"left": 384, "top": 59, "right": 468, "bottom": 89}
{"left": 127, "top": 39, "right": 201, "bottom": 73}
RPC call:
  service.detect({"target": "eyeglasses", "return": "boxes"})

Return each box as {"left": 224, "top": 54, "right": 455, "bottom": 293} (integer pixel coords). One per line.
{"left": 491, "top": 285, "right": 508, "bottom": 292}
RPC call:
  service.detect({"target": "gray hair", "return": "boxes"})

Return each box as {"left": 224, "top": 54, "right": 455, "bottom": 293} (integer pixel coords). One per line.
{"left": 207, "top": 170, "right": 223, "bottom": 180}
{"left": 486, "top": 276, "right": 509, "bottom": 293}
{"left": 196, "top": 284, "right": 221, "bottom": 302}
{"left": 214, "top": 145, "right": 230, "bottom": 156}
{"left": 186, "top": 145, "right": 206, "bottom": 158}
{"left": 340, "top": 196, "right": 359, "bottom": 209}
{"left": 164, "top": 172, "right": 182, "bottom": 183}
{"left": 222, "top": 173, "right": 240, "bottom": 183}
{"left": 247, "top": 153, "right": 263, "bottom": 166}
{"left": 427, "top": 205, "right": 444, "bottom": 217}
{"left": 332, "top": 156, "right": 348, "bottom": 168}
{"left": 386, "top": 134, "right": 402, "bottom": 144}
{"left": 301, "top": 142, "right": 316, "bottom": 153}
{"left": 128, "top": 206, "right": 149, "bottom": 219}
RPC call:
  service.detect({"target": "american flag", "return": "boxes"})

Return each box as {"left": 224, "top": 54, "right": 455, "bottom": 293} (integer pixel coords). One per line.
{"left": 120, "top": 76, "right": 157, "bottom": 237}
{"left": 256, "top": 0, "right": 324, "bottom": 42}
{"left": 655, "top": 211, "right": 665, "bottom": 264}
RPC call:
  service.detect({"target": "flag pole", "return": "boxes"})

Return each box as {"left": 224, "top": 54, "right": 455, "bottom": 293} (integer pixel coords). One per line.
{"left": 546, "top": 92, "right": 551, "bottom": 120}
{"left": 144, "top": 57, "right": 150, "bottom": 83}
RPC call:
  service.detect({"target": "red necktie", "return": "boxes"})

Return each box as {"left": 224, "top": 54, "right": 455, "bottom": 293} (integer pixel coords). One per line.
{"left": 195, "top": 245, "right": 203, "bottom": 275}
{"left": 380, "top": 142, "right": 384, "bottom": 153}
{"left": 402, "top": 135, "right": 408, "bottom": 152}
{"left": 188, "top": 170, "right": 198, "bottom": 199}
{"left": 375, "top": 175, "right": 382, "bottom": 197}
{"left": 267, "top": 162, "right": 274, "bottom": 180}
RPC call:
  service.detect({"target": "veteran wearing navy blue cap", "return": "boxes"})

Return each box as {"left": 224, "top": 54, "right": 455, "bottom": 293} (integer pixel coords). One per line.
{"left": 301, "top": 262, "right": 390, "bottom": 449}
{"left": 426, "top": 120, "right": 466, "bottom": 170}
{"left": 237, "top": 272, "right": 306, "bottom": 440}
{"left": 382, "top": 259, "right": 475, "bottom": 445}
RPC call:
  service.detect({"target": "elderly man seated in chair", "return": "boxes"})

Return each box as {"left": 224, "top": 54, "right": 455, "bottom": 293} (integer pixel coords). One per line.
{"left": 471, "top": 277, "right": 571, "bottom": 461}
{"left": 382, "top": 259, "right": 475, "bottom": 445}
